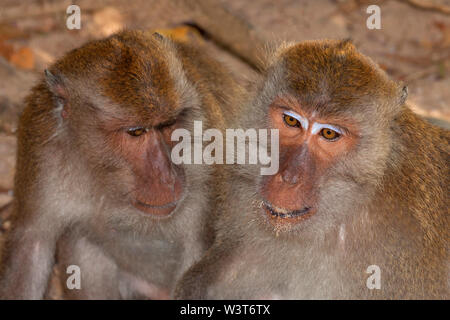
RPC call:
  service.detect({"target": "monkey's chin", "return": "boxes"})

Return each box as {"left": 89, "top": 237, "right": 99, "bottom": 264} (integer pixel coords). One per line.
{"left": 262, "top": 200, "right": 316, "bottom": 225}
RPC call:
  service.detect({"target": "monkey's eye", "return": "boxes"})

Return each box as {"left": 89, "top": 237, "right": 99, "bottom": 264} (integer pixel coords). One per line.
{"left": 283, "top": 114, "right": 300, "bottom": 128}
{"left": 320, "top": 128, "right": 340, "bottom": 141}
{"left": 127, "top": 127, "right": 148, "bottom": 137}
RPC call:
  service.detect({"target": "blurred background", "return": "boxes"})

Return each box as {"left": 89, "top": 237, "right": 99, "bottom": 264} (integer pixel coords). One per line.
{"left": 0, "top": 0, "right": 449, "bottom": 296}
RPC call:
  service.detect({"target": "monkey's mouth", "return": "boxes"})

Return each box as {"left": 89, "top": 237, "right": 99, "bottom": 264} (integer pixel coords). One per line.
{"left": 134, "top": 193, "right": 186, "bottom": 217}
{"left": 262, "top": 200, "right": 315, "bottom": 222}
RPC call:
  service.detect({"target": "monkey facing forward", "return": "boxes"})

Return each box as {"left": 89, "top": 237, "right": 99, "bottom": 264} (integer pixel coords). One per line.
{"left": 175, "top": 40, "right": 449, "bottom": 299}
{"left": 0, "top": 29, "right": 242, "bottom": 299}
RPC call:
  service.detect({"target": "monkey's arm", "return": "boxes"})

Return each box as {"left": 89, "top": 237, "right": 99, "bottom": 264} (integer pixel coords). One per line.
{"left": 0, "top": 213, "right": 60, "bottom": 299}
{"left": 174, "top": 248, "right": 219, "bottom": 299}
{"left": 174, "top": 239, "right": 239, "bottom": 300}
{"left": 0, "top": 89, "right": 72, "bottom": 299}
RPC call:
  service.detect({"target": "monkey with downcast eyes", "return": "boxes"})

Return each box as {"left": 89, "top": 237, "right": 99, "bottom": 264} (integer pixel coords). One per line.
{"left": 175, "top": 40, "right": 449, "bottom": 299}
{"left": 0, "top": 29, "right": 242, "bottom": 299}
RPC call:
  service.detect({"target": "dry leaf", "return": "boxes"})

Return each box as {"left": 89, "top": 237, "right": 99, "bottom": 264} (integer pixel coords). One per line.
{"left": 9, "top": 47, "right": 34, "bottom": 70}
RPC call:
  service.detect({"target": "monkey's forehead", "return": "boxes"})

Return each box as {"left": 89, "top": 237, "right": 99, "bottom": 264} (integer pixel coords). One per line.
{"left": 276, "top": 42, "right": 397, "bottom": 105}
{"left": 53, "top": 31, "right": 181, "bottom": 116}
{"left": 282, "top": 41, "right": 381, "bottom": 84}
{"left": 53, "top": 30, "right": 170, "bottom": 80}
{"left": 99, "top": 53, "right": 179, "bottom": 113}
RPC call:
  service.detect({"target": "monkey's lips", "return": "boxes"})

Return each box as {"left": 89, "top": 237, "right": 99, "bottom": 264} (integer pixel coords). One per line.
{"left": 134, "top": 195, "right": 184, "bottom": 216}
{"left": 262, "top": 200, "right": 315, "bottom": 223}
{"left": 133, "top": 175, "right": 186, "bottom": 216}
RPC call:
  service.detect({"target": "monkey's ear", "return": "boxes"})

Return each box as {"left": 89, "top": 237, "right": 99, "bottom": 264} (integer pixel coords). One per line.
{"left": 399, "top": 85, "right": 408, "bottom": 105}
{"left": 338, "top": 38, "right": 355, "bottom": 50}
{"left": 44, "top": 69, "right": 67, "bottom": 98}
{"left": 152, "top": 32, "right": 165, "bottom": 40}
{"left": 45, "top": 69, "right": 69, "bottom": 118}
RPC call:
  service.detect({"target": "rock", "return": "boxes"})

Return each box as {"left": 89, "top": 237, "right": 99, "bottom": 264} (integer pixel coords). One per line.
{"left": 0, "top": 135, "right": 16, "bottom": 190}
{"left": 0, "top": 192, "right": 12, "bottom": 208}
{"left": 92, "top": 7, "right": 124, "bottom": 37}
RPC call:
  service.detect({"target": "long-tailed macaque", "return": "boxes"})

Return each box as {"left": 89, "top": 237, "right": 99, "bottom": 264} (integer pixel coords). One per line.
{"left": 0, "top": 29, "right": 242, "bottom": 299}
{"left": 175, "top": 39, "right": 449, "bottom": 299}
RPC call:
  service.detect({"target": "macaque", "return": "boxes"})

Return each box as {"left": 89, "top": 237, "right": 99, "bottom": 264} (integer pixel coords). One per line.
{"left": 175, "top": 40, "right": 449, "bottom": 299}
{"left": 0, "top": 29, "right": 242, "bottom": 299}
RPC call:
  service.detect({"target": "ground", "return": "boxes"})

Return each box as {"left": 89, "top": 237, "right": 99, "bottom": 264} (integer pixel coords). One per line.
{"left": 0, "top": 0, "right": 448, "bottom": 298}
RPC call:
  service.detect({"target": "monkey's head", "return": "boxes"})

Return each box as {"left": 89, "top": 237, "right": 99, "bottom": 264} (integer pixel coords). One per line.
{"left": 250, "top": 40, "right": 408, "bottom": 235}
{"left": 43, "top": 31, "right": 203, "bottom": 219}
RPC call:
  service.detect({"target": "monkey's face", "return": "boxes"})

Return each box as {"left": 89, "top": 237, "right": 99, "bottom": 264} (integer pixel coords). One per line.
{"left": 47, "top": 31, "right": 204, "bottom": 219}
{"left": 260, "top": 96, "right": 360, "bottom": 229}
{"left": 253, "top": 40, "right": 404, "bottom": 234}
{"left": 68, "top": 92, "right": 190, "bottom": 219}
{"left": 108, "top": 120, "right": 186, "bottom": 217}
